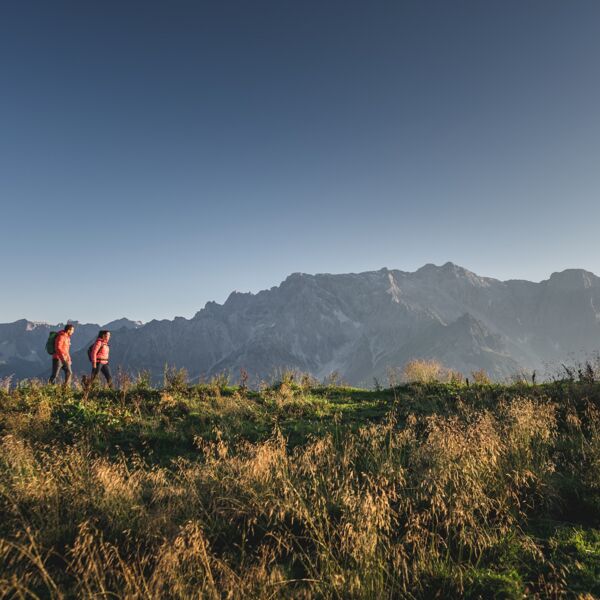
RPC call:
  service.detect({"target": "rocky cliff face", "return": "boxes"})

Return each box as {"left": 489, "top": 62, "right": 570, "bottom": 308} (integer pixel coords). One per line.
{"left": 73, "top": 263, "right": 600, "bottom": 385}
{"left": 3, "top": 264, "right": 600, "bottom": 385}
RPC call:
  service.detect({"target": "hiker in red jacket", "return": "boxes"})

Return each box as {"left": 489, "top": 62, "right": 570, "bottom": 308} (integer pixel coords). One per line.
{"left": 49, "top": 323, "right": 75, "bottom": 385}
{"left": 90, "top": 330, "right": 112, "bottom": 387}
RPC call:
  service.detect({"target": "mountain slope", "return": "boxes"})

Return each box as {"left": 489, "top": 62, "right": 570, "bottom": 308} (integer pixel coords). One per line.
{"left": 3, "top": 264, "right": 600, "bottom": 384}
{"left": 73, "top": 264, "right": 600, "bottom": 385}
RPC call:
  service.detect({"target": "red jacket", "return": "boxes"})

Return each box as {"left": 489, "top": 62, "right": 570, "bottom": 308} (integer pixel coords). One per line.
{"left": 53, "top": 330, "right": 72, "bottom": 363}
{"left": 90, "top": 338, "right": 110, "bottom": 366}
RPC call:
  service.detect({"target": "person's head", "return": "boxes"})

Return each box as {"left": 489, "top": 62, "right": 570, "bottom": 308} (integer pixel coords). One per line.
{"left": 65, "top": 324, "right": 75, "bottom": 336}
{"left": 98, "top": 330, "right": 110, "bottom": 341}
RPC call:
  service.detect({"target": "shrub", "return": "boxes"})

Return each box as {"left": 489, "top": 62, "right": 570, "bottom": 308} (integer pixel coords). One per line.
{"left": 402, "top": 359, "right": 446, "bottom": 383}
{"left": 471, "top": 369, "right": 491, "bottom": 384}
{"left": 133, "top": 370, "right": 153, "bottom": 390}
{"left": 163, "top": 365, "right": 189, "bottom": 392}
{"left": 0, "top": 375, "right": 13, "bottom": 393}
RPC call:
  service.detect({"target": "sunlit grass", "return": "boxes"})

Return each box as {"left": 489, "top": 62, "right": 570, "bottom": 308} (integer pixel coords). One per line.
{"left": 0, "top": 378, "right": 599, "bottom": 597}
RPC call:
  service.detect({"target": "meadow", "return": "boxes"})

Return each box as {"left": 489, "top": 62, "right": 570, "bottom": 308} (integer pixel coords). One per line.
{"left": 0, "top": 371, "right": 599, "bottom": 598}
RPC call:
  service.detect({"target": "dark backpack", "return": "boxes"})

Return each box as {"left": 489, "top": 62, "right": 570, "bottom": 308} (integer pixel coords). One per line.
{"left": 88, "top": 341, "right": 105, "bottom": 362}
{"left": 45, "top": 332, "right": 58, "bottom": 355}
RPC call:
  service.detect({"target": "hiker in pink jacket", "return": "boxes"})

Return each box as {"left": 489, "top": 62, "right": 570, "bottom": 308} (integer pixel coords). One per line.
{"left": 89, "top": 330, "right": 112, "bottom": 387}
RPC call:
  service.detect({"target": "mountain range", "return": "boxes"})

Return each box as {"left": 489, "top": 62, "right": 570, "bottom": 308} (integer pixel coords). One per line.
{"left": 2, "top": 263, "right": 600, "bottom": 385}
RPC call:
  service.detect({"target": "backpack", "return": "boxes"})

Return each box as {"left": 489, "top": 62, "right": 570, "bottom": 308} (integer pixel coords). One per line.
{"left": 45, "top": 332, "right": 58, "bottom": 355}
{"left": 87, "top": 340, "right": 105, "bottom": 362}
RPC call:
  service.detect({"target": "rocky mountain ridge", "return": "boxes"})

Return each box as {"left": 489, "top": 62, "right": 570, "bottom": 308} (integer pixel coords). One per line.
{"left": 2, "top": 264, "right": 600, "bottom": 385}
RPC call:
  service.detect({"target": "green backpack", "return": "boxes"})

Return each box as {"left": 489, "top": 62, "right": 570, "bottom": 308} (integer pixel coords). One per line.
{"left": 45, "top": 331, "right": 58, "bottom": 355}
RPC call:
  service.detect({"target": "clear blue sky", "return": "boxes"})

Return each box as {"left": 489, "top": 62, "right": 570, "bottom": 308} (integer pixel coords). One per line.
{"left": 2, "top": 1, "right": 600, "bottom": 324}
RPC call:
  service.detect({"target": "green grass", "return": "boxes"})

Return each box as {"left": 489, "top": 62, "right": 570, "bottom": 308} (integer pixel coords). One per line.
{"left": 1, "top": 379, "right": 599, "bottom": 598}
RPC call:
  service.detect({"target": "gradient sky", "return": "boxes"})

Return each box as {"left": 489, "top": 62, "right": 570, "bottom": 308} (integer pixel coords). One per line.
{"left": 2, "top": 1, "right": 600, "bottom": 324}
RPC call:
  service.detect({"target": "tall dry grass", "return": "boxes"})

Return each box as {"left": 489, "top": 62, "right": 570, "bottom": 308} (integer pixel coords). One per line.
{"left": 2, "top": 382, "right": 598, "bottom": 598}
{"left": 401, "top": 359, "right": 464, "bottom": 384}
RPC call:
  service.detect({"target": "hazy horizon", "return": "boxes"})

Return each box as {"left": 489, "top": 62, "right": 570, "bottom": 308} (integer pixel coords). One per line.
{"left": 3, "top": 1, "right": 600, "bottom": 324}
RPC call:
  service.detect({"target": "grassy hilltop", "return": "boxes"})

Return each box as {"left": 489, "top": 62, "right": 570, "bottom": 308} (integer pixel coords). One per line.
{"left": 1, "top": 374, "right": 599, "bottom": 598}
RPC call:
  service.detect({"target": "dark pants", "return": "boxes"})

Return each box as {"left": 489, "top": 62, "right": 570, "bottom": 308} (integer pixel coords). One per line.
{"left": 91, "top": 363, "right": 112, "bottom": 387}
{"left": 49, "top": 358, "right": 72, "bottom": 385}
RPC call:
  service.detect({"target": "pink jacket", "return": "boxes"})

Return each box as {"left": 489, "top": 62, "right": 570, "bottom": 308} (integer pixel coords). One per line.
{"left": 90, "top": 338, "right": 110, "bottom": 366}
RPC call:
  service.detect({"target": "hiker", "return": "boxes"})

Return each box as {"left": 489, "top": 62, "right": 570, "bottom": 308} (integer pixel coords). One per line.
{"left": 49, "top": 323, "right": 75, "bottom": 385}
{"left": 89, "top": 330, "right": 112, "bottom": 387}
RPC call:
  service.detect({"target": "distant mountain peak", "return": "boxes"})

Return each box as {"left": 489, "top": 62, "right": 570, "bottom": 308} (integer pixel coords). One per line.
{"left": 102, "top": 318, "right": 143, "bottom": 331}
{"left": 414, "top": 262, "right": 492, "bottom": 287}
{"left": 25, "top": 320, "right": 52, "bottom": 331}
{"left": 546, "top": 269, "right": 599, "bottom": 290}
{"left": 225, "top": 290, "right": 254, "bottom": 305}
{"left": 417, "top": 261, "right": 466, "bottom": 275}
{"left": 282, "top": 272, "right": 312, "bottom": 287}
